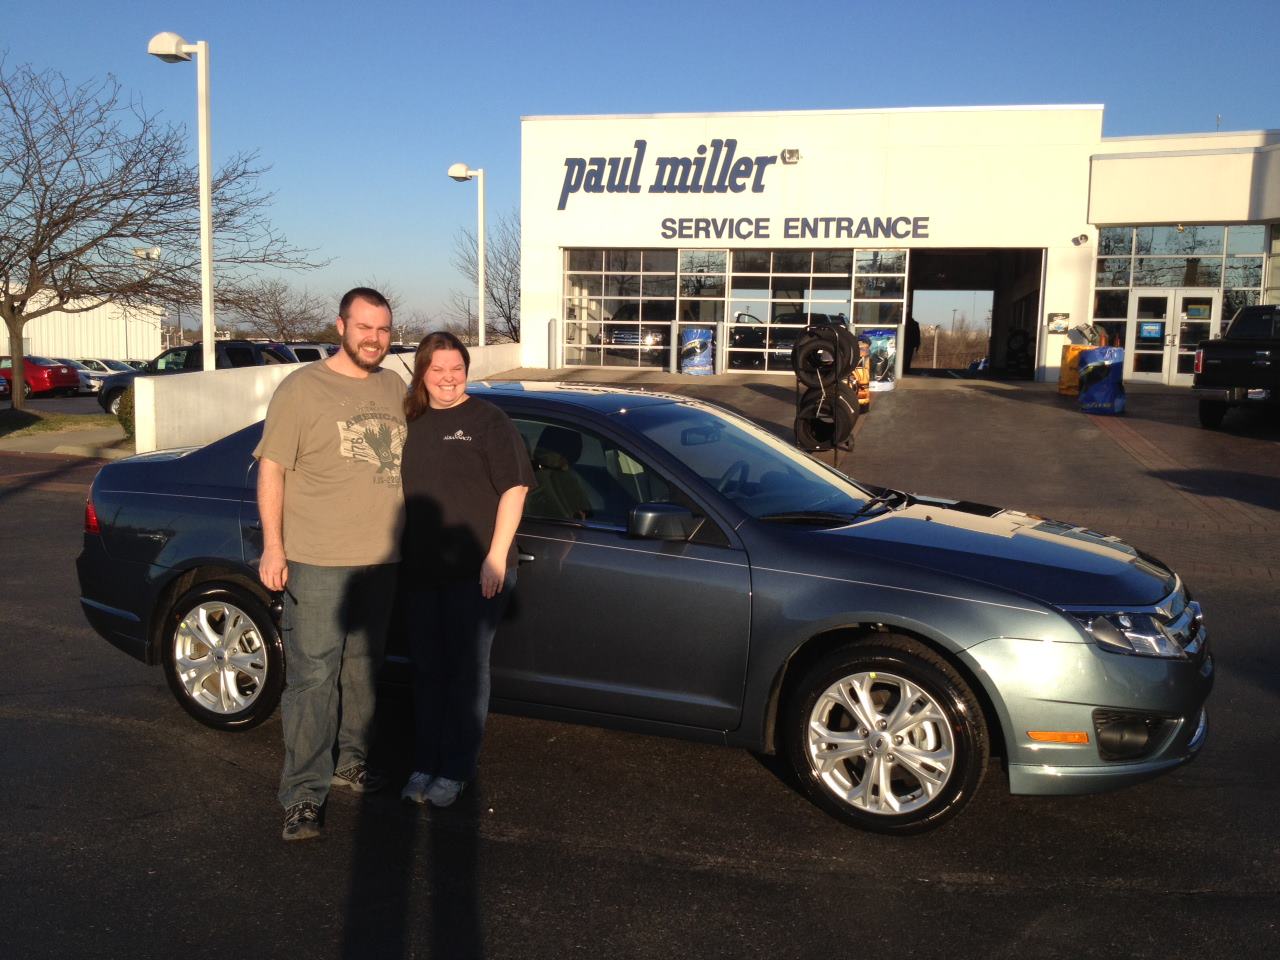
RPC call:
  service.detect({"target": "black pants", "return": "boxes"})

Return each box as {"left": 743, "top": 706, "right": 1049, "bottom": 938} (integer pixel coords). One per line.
{"left": 408, "top": 571, "right": 515, "bottom": 781}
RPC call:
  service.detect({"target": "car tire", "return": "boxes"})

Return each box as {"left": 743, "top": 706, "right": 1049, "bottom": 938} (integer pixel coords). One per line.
{"left": 23, "top": 382, "right": 32, "bottom": 399}
{"left": 1198, "top": 399, "right": 1228, "bottom": 430}
{"left": 160, "top": 582, "right": 284, "bottom": 731}
{"left": 795, "top": 384, "right": 858, "bottom": 451}
{"left": 783, "top": 635, "right": 989, "bottom": 834}
{"left": 105, "top": 389, "right": 124, "bottom": 416}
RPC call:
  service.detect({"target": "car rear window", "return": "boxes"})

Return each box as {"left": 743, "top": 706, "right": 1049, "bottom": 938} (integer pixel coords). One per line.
{"left": 1227, "top": 306, "right": 1279, "bottom": 339}
{"left": 29, "top": 356, "right": 57, "bottom": 365}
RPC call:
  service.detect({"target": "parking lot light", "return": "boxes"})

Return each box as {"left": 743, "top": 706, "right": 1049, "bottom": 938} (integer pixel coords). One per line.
{"left": 148, "top": 32, "right": 216, "bottom": 373}
{"left": 448, "top": 163, "right": 485, "bottom": 348}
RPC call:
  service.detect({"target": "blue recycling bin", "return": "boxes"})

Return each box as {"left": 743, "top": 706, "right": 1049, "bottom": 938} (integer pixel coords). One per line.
{"left": 680, "top": 327, "right": 714, "bottom": 375}
{"left": 1078, "top": 347, "right": 1126, "bottom": 415}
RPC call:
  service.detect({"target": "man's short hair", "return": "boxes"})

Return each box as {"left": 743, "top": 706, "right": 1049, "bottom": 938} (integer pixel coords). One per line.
{"left": 338, "top": 287, "right": 392, "bottom": 319}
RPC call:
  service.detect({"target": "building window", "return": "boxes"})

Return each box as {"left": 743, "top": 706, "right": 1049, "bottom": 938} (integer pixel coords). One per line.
{"left": 1090, "top": 224, "right": 1268, "bottom": 330}
{"left": 563, "top": 247, "right": 908, "bottom": 374}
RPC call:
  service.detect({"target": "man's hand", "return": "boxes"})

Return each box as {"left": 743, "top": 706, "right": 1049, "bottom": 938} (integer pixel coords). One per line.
{"left": 480, "top": 553, "right": 505, "bottom": 599}
{"left": 260, "top": 543, "right": 289, "bottom": 592}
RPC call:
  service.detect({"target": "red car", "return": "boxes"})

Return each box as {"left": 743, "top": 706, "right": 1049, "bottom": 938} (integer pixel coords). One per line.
{"left": 0, "top": 356, "right": 82, "bottom": 398}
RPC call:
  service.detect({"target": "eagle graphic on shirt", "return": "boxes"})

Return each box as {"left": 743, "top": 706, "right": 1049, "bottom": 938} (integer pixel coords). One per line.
{"left": 338, "top": 412, "right": 406, "bottom": 478}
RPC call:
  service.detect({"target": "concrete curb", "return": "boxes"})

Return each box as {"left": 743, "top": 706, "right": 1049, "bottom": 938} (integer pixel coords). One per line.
{"left": 50, "top": 441, "right": 135, "bottom": 460}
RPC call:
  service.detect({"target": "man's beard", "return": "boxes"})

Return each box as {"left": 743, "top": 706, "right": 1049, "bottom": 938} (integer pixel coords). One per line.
{"left": 342, "top": 337, "right": 386, "bottom": 371}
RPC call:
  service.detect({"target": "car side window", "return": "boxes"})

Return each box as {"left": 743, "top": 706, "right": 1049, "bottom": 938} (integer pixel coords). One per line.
{"left": 224, "top": 345, "right": 257, "bottom": 368}
{"left": 153, "top": 348, "right": 191, "bottom": 371}
{"left": 512, "top": 417, "right": 673, "bottom": 528}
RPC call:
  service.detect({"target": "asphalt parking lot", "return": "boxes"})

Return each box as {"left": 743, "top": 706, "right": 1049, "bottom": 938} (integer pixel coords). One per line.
{"left": 2, "top": 374, "right": 1278, "bottom": 959}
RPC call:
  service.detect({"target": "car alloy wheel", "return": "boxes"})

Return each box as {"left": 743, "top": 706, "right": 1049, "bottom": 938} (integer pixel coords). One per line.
{"left": 161, "top": 583, "right": 283, "bottom": 730}
{"left": 785, "top": 636, "right": 988, "bottom": 834}
{"left": 106, "top": 390, "right": 123, "bottom": 416}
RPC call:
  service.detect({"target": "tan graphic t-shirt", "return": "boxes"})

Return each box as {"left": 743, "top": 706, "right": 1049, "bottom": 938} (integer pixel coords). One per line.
{"left": 254, "top": 362, "right": 407, "bottom": 566}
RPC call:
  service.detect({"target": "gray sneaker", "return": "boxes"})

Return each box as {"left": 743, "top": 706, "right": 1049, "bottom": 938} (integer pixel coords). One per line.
{"left": 282, "top": 801, "right": 321, "bottom": 842}
{"left": 401, "top": 771, "right": 434, "bottom": 805}
{"left": 331, "top": 762, "right": 387, "bottom": 794}
{"left": 425, "top": 777, "right": 466, "bottom": 807}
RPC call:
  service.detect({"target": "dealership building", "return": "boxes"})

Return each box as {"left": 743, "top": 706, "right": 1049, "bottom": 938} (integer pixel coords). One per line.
{"left": 518, "top": 105, "right": 1279, "bottom": 386}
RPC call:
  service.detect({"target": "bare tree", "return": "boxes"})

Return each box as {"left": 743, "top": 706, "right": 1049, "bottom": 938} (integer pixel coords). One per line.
{"left": 233, "top": 278, "right": 328, "bottom": 341}
{"left": 451, "top": 208, "right": 520, "bottom": 342}
{"left": 0, "top": 57, "right": 317, "bottom": 408}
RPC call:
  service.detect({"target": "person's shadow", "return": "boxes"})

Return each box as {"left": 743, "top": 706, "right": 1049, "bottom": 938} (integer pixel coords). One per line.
{"left": 337, "top": 495, "right": 487, "bottom": 958}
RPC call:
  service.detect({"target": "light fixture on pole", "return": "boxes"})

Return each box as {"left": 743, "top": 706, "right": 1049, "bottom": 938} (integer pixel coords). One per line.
{"left": 148, "top": 31, "right": 216, "bottom": 373}
{"left": 448, "top": 162, "right": 486, "bottom": 347}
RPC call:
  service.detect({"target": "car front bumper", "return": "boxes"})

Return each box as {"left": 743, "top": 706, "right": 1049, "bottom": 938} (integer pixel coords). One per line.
{"left": 962, "top": 633, "right": 1213, "bottom": 796}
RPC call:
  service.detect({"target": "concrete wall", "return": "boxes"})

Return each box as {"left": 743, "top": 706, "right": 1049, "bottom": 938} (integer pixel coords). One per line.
{"left": 1090, "top": 140, "right": 1280, "bottom": 225}
{"left": 133, "top": 340, "right": 524, "bottom": 452}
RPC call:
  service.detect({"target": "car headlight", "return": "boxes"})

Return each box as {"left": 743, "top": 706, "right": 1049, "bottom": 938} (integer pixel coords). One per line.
{"left": 1072, "top": 611, "right": 1189, "bottom": 659}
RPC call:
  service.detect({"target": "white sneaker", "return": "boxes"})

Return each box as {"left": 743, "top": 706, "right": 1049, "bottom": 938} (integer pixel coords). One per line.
{"left": 425, "top": 777, "right": 466, "bottom": 807}
{"left": 400, "top": 771, "right": 434, "bottom": 805}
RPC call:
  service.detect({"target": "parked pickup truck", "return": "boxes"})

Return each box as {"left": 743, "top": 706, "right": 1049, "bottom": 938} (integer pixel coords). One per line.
{"left": 97, "top": 340, "right": 295, "bottom": 416}
{"left": 1193, "top": 305, "right": 1280, "bottom": 429}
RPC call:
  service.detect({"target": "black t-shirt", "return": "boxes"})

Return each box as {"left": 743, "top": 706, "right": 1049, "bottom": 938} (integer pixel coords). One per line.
{"left": 401, "top": 396, "right": 535, "bottom": 582}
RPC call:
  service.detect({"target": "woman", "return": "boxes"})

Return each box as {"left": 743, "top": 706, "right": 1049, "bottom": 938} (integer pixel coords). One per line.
{"left": 399, "top": 332, "right": 534, "bottom": 807}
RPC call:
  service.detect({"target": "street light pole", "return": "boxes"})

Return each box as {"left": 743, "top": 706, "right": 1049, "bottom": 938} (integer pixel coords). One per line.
{"left": 448, "top": 163, "right": 485, "bottom": 347}
{"left": 148, "top": 32, "right": 216, "bottom": 372}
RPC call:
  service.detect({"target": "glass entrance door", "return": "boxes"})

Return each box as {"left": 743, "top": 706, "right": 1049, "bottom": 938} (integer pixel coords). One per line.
{"left": 1169, "top": 291, "right": 1220, "bottom": 386}
{"left": 1126, "top": 288, "right": 1222, "bottom": 385}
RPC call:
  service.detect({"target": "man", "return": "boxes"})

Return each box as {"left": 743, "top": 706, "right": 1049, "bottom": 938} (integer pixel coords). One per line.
{"left": 903, "top": 315, "right": 922, "bottom": 375}
{"left": 255, "top": 287, "right": 407, "bottom": 841}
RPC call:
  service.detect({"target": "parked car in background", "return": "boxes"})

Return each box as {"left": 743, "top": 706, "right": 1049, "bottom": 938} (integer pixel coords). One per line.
{"left": 54, "top": 358, "right": 105, "bottom": 395}
{"left": 284, "top": 342, "right": 336, "bottom": 363}
{"left": 123, "top": 360, "right": 148, "bottom": 370}
{"left": 78, "top": 383, "right": 1211, "bottom": 834}
{"left": 0, "top": 374, "right": 9, "bottom": 402}
{"left": 79, "top": 358, "right": 139, "bottom": 376}
{"left": 1193, "top": 305, "right": 1280, "bottom": 429}
{"left": 97, "top": 340, "right": 296, "bottom": 416}
{"left": 0, "top": 356, "right": 82, "bottom": 398}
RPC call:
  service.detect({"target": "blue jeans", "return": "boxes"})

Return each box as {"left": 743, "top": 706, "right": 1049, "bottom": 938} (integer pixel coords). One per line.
{"left": 409, "top": 571, "right": 515, "bottom": 782}
{"left": 278, "top": 561, "right": 397, "bottom": 809}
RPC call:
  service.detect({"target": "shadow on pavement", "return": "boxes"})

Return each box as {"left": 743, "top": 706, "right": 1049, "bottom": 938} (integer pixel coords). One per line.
{"left": 342, "top": 693, "right": 485, "bottom": 958}
{"left": 1148, "top": 468, "right": 1280, "bottom": 514}
{"left": 0, "top": 454, "right": 102, "bottom": 504}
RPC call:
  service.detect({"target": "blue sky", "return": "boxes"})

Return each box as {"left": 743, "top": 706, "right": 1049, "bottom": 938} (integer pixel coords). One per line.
{"left": 5, "top": 0, "right": 1278, "bottom": 325}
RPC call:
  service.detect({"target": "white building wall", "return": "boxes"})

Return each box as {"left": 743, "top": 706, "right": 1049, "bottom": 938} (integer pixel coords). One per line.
{"left": 521, "top": 105, "right": 1107, "bottom": 379}
{"left": 21, "top": 302, "right": 164, "bottom": 362}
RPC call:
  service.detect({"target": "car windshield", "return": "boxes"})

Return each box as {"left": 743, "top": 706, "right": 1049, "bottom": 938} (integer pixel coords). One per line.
{"left": 102, "top": 360, "right": 133, "bottom": 371}
{"left": 57, "top": 358, "right": 89, "bottom": 370}
{"left": 623, "top": 401, "right": 879, "bottom": 519}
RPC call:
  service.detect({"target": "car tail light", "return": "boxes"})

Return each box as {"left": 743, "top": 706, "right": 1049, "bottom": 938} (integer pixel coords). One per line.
{"left": 1194, "top": 349, "right": 1203, "bottom": 374}
{"left": 84, "top": 498, "right": 101, "bottom": 535}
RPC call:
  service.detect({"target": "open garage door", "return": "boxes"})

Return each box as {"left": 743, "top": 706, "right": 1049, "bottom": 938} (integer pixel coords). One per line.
{"left": 907, "top": 249, "right": 1043, "bottom": 380}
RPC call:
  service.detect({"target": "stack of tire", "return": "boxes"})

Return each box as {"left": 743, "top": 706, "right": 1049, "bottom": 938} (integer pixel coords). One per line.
{"left": 792, "top": 325, "right": 859, "bottom": 452}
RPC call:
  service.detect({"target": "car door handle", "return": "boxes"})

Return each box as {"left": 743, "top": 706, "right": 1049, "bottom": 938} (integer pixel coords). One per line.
{"left": 245, "top": 520, "right": 263, "bottom": 530}
{"left": 517, "top": 551, "right": 536, "bottom": 563}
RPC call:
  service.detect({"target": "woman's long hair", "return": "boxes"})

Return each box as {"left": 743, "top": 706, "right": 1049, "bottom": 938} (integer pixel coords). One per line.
{"left": 404, "top": 331, "right": 471, "bottom": 421}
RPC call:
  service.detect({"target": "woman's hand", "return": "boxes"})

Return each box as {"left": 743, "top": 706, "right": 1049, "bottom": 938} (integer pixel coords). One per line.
{"left": 480, "top": 553, "right": 505, "bottom": 599}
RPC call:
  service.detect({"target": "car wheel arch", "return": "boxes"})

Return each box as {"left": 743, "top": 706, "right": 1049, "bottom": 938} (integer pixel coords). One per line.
{"left": 761, "top": 623, "right": 1007, "bottom": 765}
{"left": 147, "top": 564, "right": 276, "bottom": 665}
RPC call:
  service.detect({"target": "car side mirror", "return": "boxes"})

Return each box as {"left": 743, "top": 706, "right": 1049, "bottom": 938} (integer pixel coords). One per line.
{"left": 629, "top": 503, "right": 696, "bottom": 541}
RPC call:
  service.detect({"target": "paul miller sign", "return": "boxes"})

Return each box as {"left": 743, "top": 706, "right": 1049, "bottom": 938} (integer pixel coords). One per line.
{"left": 556, "top": 138, "right": 930, "bottom": 241}
{"left": 558, "top": 139, "right": 776, "bottom": 210}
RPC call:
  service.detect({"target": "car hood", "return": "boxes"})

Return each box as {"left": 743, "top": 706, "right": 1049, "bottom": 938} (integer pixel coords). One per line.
{"left": 824, "top": 496, "right": 1176, "bottom": 608}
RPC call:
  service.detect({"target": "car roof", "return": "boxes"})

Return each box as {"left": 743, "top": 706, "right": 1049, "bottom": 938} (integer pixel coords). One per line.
{"left": 471, "top": 380, "right": 697, "bottom": 416}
